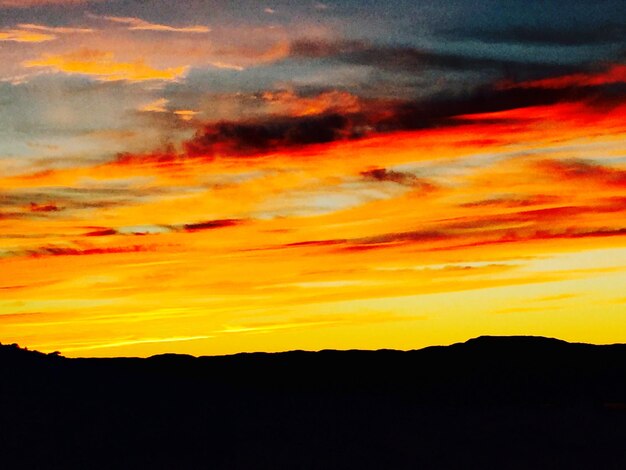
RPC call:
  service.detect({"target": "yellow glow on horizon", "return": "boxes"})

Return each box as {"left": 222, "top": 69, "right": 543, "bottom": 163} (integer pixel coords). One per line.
{"left": 2, "top": 100, "right": 626, "bottom": 357}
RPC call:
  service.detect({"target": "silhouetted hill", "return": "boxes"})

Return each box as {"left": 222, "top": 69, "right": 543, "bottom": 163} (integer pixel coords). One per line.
{"left": 2, "top": 336, "right": 626, "bottom": 469}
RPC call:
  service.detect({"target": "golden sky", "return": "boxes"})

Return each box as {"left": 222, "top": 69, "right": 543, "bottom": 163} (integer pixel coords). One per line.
{"left": 1, "top": 0, "right": 626, "bottom": 356}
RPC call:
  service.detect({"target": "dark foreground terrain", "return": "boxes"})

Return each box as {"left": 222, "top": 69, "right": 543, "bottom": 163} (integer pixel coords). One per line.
{"left": 2, "top": 336, "right": 626, "bottom": 469}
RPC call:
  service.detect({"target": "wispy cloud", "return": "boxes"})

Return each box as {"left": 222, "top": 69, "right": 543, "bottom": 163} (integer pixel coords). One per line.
{"left": 0, "top": 28, "right": 56, "bottom": 42}
{"left": 92, "top": 14, "right": 210, "bottom": 33}
{"left": 3, "top": 0, "right": 626, "bottom": 357}
{"left": 56, "top": 335, "right": 214, "bottom": 353}
{"left": 139, "top": 98, "right": 169, "bottom": 113}
{"left": 499, "top": 64, "right": 626, "bottom": 90}
{"left": 0, "top": 23, "right": 90, "bottom": 46}
{"left": 18, "top": 23, "right": 93, "bottom": 34}
{"left": 360, "top": 168, "right": 432, "bottom": 188}
{"left": 0, "top": 0, "right": 91, "bottom": 6}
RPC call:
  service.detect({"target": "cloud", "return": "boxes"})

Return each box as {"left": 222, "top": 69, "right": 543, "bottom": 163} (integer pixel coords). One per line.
{"left": 137, "top": 98, "right": 199, "bottom": 122}
{"left": 173, "top": 109, "right": 198, "bottom": 121}
{"left": 360, "top": 168, "right": 429, "bottom": 187}
{"left": 0, "top": 0, "right": 90, "bottom": 6}
{"left": 288, "top": 39, "right": 573, "bottom": 76}
{"left": 499, "top": 64, "right": 626, "bottom": 90}
{"left": 84, "top": 228, "right": 118, "bottom": 237}
{"left": 256, "top": 183, "right": 626, "bottom": 255}
{"left": 113, "top": 79, "right": 626, "bottom": 164}
{"left": 29, "top": 202, "right": 60, "bottom": 212}
{"left": 282, "top": 239, "right": 347, "bottom": 248}
{"left": 261, "top": 89, "right": 362, "bottom": 116}
{"left": 23, "top": 49, "right": 187, "bottom": 82}
{"left": 25, "top": 244, "right": 150, "bottom": 258}
{"left": 289, "top": 39, "right": 368, "bottom": 58}
{"left": 445, "top": 23, "right": 626, "bottom": 46}
{"left": 355, "top": 230, "right": 447, "bottom": 246}
{"left": 184, "top": 112, "right": 354, "bottom": 158}
{"left": 0, "top": 19, "right": 292, "bottom": 83}
{"left": 535, "top": 159, "right": 626, "bottom": 187}
{"left": 183, "top": 219, "right": 243, "bottom": 232}
{"left": 461, "top": 195, "right": 561, "bottom": 209}
{"left": 0, "top": 185, "right": 179, "bottom": 215}
{"left": 0, "top": 28, "right": 55, "bottom": 42}
{"left": 340, "top": 226, "right": 626, "bottom": 254}
{"left": 92, "top": 15, "right": 210, "bottom": 34}
{"left": 18, "top": 23, "right": 93, "bottom": 34}
{"left": 139, "top": 98, "right": 169, "bottom": 113}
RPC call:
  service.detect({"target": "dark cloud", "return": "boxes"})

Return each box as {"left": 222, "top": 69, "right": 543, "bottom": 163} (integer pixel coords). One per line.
{"left": 445, "top": 23, "right": 626, "bottom": 47}
{"left": 113, "top": 59, "right": 626, "bottom": 164}
{"left": 184, "top": 113, "right": 356, "bottom": 158}
{"left": 288, "top": 39, "right": 578, "bottom": 76}
{"left": 289, "top": 39, "right": 368, "bottom": 58}
{"left": 361, "top": 168, "right": 427, "bottom": 187}
{"left": 183, "top": 219, "right": 243, "bottom": 232}
{"left": 84, "top": 228, "right": 118, "bottom": 237}
{"left": 179, "top": 86, "right": 584, "bottom": 158}
{"left": 25, "top": 244, "right": 149, "bottom": 258}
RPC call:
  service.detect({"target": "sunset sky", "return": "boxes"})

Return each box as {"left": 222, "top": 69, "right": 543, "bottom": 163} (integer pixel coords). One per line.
{"left": 2, "top": 0, "right": 626, "bottom": 357}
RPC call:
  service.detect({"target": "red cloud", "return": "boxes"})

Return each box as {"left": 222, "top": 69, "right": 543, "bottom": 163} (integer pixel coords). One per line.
{"left": 29, "top": 202, "right": 60, "bottom": 212}
{"left": 27, "top": 245, "right": 148, "bottom": 258}
{"left": 499, "top": 64, "right": 626, "bottom": 90}
{"left": 536, "top": 159, "right": 626, "bottom": 188}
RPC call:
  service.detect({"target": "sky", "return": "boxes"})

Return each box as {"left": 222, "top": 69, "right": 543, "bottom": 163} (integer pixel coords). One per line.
{"left": 1, "top": 0, "right": 626, "bottom": 357}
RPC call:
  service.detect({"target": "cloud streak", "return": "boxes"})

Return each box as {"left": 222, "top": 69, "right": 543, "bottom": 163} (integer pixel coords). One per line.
{"left": 0, "top": 0, "right": 91, "bottom": 6}
{"left": 92, "top": 15, "right": 210, "bottom": 33}
{"left": 23, "top": 49, "right": 187, "bottom": 82}
{"left": 0, "top": 28, "right": 55, "bottom": 42}
{"left": 499, "top": 64, "right": 626, "bottom": 90}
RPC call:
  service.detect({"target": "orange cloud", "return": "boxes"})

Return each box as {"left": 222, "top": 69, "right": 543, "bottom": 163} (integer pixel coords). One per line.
{"left": 139, "top": 98, "right": 170, "bottom": 113}
{"left": 27, "top": 244, "right": 150, "bottom": 258}
{"left": 23, "top": 49, "right": 187, "bottom": 82}
{"left": 174, "top": 110, "right": 199, "bottom": 121}
{"left": 261, "top": 90, "right": 363, "bottom": 117}
{"left": 18, "top": 23, "right": 94, "bottom": 34}
{"left": 3, "top": 78, "right": 626, "bottom": 356}
{"left": 0, "top": 23, "right": 92, "bottom": 43}
{"left": 0, "top": 28, "right": 55, "bottom": 42}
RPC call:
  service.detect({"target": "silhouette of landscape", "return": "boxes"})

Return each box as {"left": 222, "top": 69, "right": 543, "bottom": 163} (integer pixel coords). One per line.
{"left": 2, "top": 336, "right": 626, "bottom": 469}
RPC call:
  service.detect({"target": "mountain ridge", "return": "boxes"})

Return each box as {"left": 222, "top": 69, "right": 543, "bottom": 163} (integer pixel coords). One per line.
{"left": 2, "top": 335, "right": 626, "bottom": 469}
{"left": 3, "top": 334, "right": 625, "bottom": 361}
